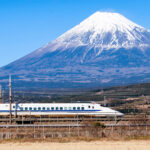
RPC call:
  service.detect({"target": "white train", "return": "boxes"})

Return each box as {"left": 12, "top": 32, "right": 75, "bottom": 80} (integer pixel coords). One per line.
{"left": 0, "top": 103, "right": 123, "bottom": 117}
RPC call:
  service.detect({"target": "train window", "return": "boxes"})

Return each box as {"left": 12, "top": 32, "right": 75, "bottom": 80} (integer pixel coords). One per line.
{"left": 34, "top": 108, "right": 36, "bottom": 110}
{"left": 92, "top": 106, "right": 94, "bottom": 109}
{"left": 73, "top": 107, "right": 76, "bottom": 110}
{"left": 29, "top": 107, "right": 32, "bottom": 110}
{"left": 69, "top": 107, "right": 71, "bottom": 110}
{"left": 13, "top": 106, "right": 15, "bottom": 109}
{"left": 77, "top": 107, "right": 80, "bottom": 110}
{"left": 56, "top": 107, "right": 58, "bottom": 110}
{"left": 88, "top": 106, "right": 90, "bottom": 108}
{"left": 51, "top": 107, "right": 54, "bottom": 110}
{"left": 20, "top": 107, "right": 23, "bottom": 111}
{"left": 38, "top": 107, "right": 41, "bottom": 110}
{"left": 42, "top": 107, "right": 45, "bottom": 110}
{"left": 25, "top": 107, "right": 28, "bottom": 111}
{"left": 81, "top": 107, "right": 84, "bottom": 110}
{"left": 60, "top": 107, "right": 63, "bottom": 110}
{"left": 64, "top": 107, "right": 67, "bottom": 110}
{"left": 47, "top": 107, "right": 50, "bottom": 110}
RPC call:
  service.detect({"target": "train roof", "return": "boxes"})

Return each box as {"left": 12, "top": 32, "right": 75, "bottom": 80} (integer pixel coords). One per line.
{"left": 0, "top": 102, "right": 99, "bottom": 105}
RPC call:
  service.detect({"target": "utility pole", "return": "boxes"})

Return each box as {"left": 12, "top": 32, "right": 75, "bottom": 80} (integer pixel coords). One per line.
{"left": 104, "top": 96, "right": 106, "bottom": 107}
{"left": 0, "top": 85, "right": 2, "bottom": 103}
{"left": 9, "top": 75, "right": 12, "bottom": 124}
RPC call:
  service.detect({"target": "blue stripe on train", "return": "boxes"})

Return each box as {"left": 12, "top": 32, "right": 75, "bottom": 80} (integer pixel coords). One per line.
{"left": 0, "top": 109, "right": 101, "bottom": 112}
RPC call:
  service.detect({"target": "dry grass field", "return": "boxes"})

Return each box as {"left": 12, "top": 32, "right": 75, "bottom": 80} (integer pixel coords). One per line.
{"left": 0, "top": 140, "right": 150, "bottom": 150}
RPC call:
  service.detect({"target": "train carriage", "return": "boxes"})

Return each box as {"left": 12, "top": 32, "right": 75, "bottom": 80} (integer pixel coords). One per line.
{"left": 0, "top": 103, "right": 123, "bottom": 117}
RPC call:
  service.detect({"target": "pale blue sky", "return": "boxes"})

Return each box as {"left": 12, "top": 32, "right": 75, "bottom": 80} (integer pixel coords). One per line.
{"left": 0, "top": 0, "right": 150, "bottom": 67}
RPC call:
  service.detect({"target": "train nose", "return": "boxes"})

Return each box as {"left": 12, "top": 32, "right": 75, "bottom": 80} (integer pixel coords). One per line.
{"left": 115, "top": 111, "right": 124, "bottom": 116}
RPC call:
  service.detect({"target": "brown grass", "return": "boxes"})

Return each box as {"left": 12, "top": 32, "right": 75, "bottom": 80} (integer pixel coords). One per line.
{"left": 0, "top": 136, "right": 150, "bottom": 143}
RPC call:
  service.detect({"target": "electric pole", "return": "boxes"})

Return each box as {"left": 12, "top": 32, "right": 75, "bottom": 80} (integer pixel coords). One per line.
{"left": 9, "top": 75, "right": 12, "bottom": 124}
{"left": 0, "top": 85, "right": 2, "bottom": 103}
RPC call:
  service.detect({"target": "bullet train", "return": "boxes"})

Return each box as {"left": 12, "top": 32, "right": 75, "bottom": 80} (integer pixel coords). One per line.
{"left": 0, "top": 103, "right": 123, "bottom": 117}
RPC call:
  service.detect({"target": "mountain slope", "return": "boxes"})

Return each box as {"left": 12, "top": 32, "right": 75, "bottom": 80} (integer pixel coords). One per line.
{"left": 1, "top": 12, "right": 150, "bottom": 88}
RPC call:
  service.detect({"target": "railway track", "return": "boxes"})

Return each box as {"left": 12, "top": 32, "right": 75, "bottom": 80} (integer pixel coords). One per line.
{"left": 0, "top": 115, "right": 149, "bottom": 124}
{"left": 0, "top": 123, "right": 149, "bottom": 128}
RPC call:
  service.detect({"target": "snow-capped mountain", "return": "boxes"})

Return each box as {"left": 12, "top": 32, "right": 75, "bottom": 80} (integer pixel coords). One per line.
{"left": 1, "top": 12, "right": 150, "bottom": 88}
{"left": 36, "top": 12, "right": 150, "bottom": 55}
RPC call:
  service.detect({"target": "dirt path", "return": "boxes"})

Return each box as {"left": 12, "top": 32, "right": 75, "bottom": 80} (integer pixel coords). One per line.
{"left": 0, "top": 140, "right": 150, "bottom": 150}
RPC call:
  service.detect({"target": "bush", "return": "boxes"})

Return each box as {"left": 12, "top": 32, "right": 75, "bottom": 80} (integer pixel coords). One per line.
{"left": 92, "top": 122, "right": 106, "bottom": 128}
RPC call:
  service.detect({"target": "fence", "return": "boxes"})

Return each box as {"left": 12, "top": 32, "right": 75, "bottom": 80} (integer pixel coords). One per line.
{"left": 0, "top": 124, "right": 150, "bottom": 139}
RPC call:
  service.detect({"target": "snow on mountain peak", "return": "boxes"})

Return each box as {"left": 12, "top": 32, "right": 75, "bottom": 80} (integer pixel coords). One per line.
{"left": 69, "top": 11, "right": 143, "bottom": 34}
{"left": 37, "top": 12, "right": 150, "bottom": 55}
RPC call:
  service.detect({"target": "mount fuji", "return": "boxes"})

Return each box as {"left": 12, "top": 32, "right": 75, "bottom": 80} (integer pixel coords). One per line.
{"left": 1, "top": 12, "right": 150, "bottom": 88}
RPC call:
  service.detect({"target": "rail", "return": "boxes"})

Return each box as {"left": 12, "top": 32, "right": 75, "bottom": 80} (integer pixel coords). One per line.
{"left": 0, "top": 123, "right": 149, "bottom": 128}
